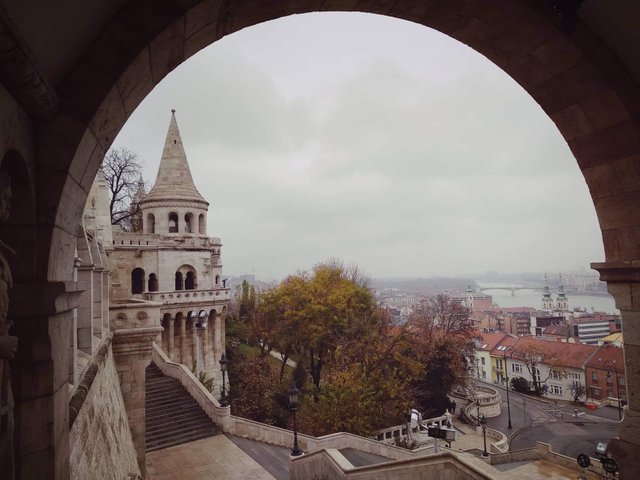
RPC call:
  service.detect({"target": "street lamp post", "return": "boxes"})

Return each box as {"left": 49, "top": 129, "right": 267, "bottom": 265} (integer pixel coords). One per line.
{"left": 480, "top": 414, "right": 488, "bottom": 457}
{"left": 475, "top": 398, "right": 481, "bottom": 427}
{"left": 598, "top": 358, "right": 622, "bottom": 421}
{"left": 288, "top": 383, "right": 303, "bottom": 456}
{"left": 219, "top": 353, "right": 229, "bottom": 407}
{"left": 504, "top": 352, "right": 512, "bottom": 429}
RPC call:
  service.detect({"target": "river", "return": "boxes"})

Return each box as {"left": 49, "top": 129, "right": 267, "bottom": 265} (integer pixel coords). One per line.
{"left": 477, "top": 285, "right": 619, "bottom": 314}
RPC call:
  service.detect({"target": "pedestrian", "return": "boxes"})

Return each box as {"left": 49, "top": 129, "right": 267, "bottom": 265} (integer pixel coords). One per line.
{"left": 451, "top": 400, "right": 457, "bottom": 415}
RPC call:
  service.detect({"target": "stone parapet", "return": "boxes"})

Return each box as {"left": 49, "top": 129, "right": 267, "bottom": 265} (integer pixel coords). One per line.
{"left": 68, "top": 332, "right": 140, "bottom": 480}
{"left": 144, "top": 287, "right": 230, "bottom": 305}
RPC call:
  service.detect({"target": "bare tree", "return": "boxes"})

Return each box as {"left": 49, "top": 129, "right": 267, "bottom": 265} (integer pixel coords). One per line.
{"left": 102, "top": 147, "right": 146, "bottom": 231}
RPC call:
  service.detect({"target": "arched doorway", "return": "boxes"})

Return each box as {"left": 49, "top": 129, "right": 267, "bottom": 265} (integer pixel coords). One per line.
{"left": 2, "top": 2, "right": 639, "bottom": 477}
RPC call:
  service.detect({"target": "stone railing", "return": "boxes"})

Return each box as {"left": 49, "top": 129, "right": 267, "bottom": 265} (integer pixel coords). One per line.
{"left": 290, "top": 448, "right": 499, "bottom": 480}
{"left": 228, "top": 415, "right": 434, "bottom": 460}
{"left": 485, "top": 428, "right": 509, "bottom": 454}
{"left": 151, "top": 343, "right": 232, "bottom": 429}
{"left": 373, "top": 413, "right": 449, "bottom": 443}
{"left": 112, "top": 233, "right": 222, "bottom": 247}
{"left": 465, "top": 385, "right": 501, "bottom": 420}
{"left": 144, "top": 287, "right": 230, "bottom": 304}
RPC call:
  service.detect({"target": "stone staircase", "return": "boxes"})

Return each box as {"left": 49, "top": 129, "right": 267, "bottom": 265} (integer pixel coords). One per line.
{"left": 145, "top": 363, "right": 220, "bottom": 452}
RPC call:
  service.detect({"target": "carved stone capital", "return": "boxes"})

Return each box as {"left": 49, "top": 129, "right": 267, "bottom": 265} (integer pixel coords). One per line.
{"left": 591, "top": 261, "right": 640, "bottom": 284}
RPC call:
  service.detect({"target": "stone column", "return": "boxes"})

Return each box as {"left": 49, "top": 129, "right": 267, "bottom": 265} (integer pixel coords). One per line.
{"left": 9, "top": 281, "right": 83, "bottom": 480}
{"left": 112, "top": 325, "right": 162, "bottom": 475}
{"left": 592, "top": 261, "right": 640, "bottom": 479}
{"left": 167, "top": 318, "right": 175, "bottom": 361}
{"left": 179, "top": 316, "right": 186, "bottom": 364}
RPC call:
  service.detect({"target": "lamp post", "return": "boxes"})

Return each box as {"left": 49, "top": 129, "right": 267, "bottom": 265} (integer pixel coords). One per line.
{"left": 219, "top": 353, "right": 229, "bottom": 407}
{"left": 504, "top": 352, "right": 512, "bottom": 429}
{"left": 475, "top": 398, "right": 481, "bottom": 427}
{"left": 288, "top": 383, "right": 303, "bottom": 456}
{"left": 480, "top": 414, "right": 488, "bottom": 457}
{"left": 598, "top": 358, "right": 622, "bottom": 421}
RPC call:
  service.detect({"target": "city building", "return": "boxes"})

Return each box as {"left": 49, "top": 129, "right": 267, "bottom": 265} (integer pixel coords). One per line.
{"left": 507, "top": 336, "right": 597, "bottom": 402}
{"left": 570, "top": 316, "right": 615, "bottom": 345}
{"left": 585, "top": 344, "right": 627, "bottom": 407}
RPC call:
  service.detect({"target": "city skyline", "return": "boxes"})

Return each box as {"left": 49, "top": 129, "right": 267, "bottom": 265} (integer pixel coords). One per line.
{"left": 112, "top": 12, "right": 605, "bottom": 281}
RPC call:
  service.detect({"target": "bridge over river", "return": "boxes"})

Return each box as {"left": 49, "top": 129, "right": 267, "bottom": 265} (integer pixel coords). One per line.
{"left": 478, "top": 286, "right": 543, "bottom": 296}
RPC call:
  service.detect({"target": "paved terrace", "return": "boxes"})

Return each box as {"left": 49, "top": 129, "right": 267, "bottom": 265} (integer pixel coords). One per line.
{"left": 146, "top": 428, "right": 586, "bottom": 479}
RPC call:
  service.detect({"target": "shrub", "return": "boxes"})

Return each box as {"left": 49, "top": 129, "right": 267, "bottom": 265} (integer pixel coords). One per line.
{"left": 510, "top": 376, "right": 531, "bottom": 393}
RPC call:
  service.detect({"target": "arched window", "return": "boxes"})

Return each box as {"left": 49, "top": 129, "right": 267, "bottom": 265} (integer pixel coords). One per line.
{"left": 148, "top": 273, "right": 159, "bottom": 292}
{"left": 198, "top": 214, "right": 205, "bottom": 234}
{"left": 215, "top": 275, "right": 220, "bottom": 285}
{"left": 185, "top": 271, "right": 196, "bottom": 290}
{"left": 147, "top": 213, "right": 155, "bottom": 233}
{"left": 131, "top": 268, "right": 145, "bottom": 294}
{"left": 175, "top": 271, "right": 184, "bottom": 290}
{"left": 185, "top": 212, "right": 194, "bottom": 233}
{"left": 168, "top": 212, "right": 178, "bottom": 233}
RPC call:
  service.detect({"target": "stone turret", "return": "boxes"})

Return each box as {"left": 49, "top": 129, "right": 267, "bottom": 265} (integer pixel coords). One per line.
{"left": 140, "top": 110, "right": 209, "bottom": 235}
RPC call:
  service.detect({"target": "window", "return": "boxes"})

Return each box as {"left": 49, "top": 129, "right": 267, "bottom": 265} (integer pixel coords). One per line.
{"left": 215, "top": 275, "right": 220, "bottom": 285}
{"left": 550, "top": 385, "right": 562, "bottom": 396}
{"left": 147, "top": 213, "right": 155, "bottom": 233}
{"left": 481, "top": 357, "right": 485, "bottom": 365}
{"left": 512, "top": 363, "right": 523, "bottom": 374}
{"left": 591, "top": 387, "right": 601, "bottom": 400}
{"left": 550, "top": 369, "right": 560, "bottom": 380}
{"left": 175, "top": 271, "right": 184, "bottom": 290}
{"left": 185, "top": 212, "right": 194, "bottom": 233}
{"left": 618, "top": 377, "right": 626, "bottom": 386}
{"left": 606, "top": 374, "right": 613, "bottom": 384}
{"left": 131, "top": 268, "right": 145, "bottom": 294}
{"left": 148, "top": 273, "right": 159, "bottom": 292}
{"left": 591, "top": 372, "right": 598, "bottom": 384}
{"left": 168, "top": 212, "right": 179, "bottom": 233}
{"left": 570, "top": 372, "right": 581, "bottom": 380}
{"left": 198, "top": 214, "right": 205, "bottom": 234}
{"left": 185, "top": 271, "right": 196, "bottom": 290}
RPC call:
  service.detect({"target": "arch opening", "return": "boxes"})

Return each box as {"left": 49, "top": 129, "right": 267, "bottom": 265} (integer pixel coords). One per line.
{"left": 131, "top": 267, "right": 145, "bottom": 294}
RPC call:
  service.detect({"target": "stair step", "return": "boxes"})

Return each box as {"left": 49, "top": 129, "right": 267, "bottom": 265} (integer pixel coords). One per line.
{"left": 144, "top": 362, "right": 219, "bottom": 452}
{"left": 146, "top": 429, "right": 219, "bottom": 452}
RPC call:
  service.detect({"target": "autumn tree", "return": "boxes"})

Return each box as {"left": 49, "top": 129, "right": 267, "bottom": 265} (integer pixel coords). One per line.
{"left": 409, "top": 295, "right": 476, "bottom": 416}
{"left": 102, "top": 147, "right": 146, "bottom": 230}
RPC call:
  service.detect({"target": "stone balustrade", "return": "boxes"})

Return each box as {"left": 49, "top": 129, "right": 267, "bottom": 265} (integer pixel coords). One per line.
{"left": 374, "top": 414, "right": 449, "bottom": 443}
{"left": 144, "top": 287, "right": 230, "bottom": 304}
{"left": 112, "top": 233, "right": 222, "bottom": 247}
{"left": 290, "top": 448, "right": 498, "bottom": 480}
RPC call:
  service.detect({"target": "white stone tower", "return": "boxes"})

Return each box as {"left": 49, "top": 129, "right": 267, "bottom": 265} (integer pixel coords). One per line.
{"left": 140, "top": 109, "right": 209, "bottom": 237}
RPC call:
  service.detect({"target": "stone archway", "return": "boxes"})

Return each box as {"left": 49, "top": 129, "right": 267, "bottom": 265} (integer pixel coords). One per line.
{"left": 2, "top": 1, "right": 639, "bottom": 478}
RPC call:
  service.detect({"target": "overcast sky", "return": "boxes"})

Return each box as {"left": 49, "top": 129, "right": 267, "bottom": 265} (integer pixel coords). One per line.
{"left": 112, "top": 12, "right": 604, "bottom": 281}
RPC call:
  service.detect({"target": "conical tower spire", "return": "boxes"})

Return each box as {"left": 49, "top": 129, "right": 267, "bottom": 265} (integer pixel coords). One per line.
{"left": 142, "top": 110, "right": 208, "bottom": 206}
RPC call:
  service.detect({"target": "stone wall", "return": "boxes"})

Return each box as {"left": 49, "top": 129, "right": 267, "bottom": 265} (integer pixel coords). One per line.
{"left": 69, "top": 333, "right": 140, "bottom": 480}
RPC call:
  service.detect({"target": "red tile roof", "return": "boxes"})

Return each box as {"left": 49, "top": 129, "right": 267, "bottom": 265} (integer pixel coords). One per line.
{"left": 509, "top": 336, "right": 597, "bottom": 369}
{"left": 585, "top": 344, "right": 625, "bottom": 370}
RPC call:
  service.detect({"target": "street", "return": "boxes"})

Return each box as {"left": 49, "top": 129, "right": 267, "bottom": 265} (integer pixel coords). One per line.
{"left": 477, "top": 382, "right": 621, "bottom": 459}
